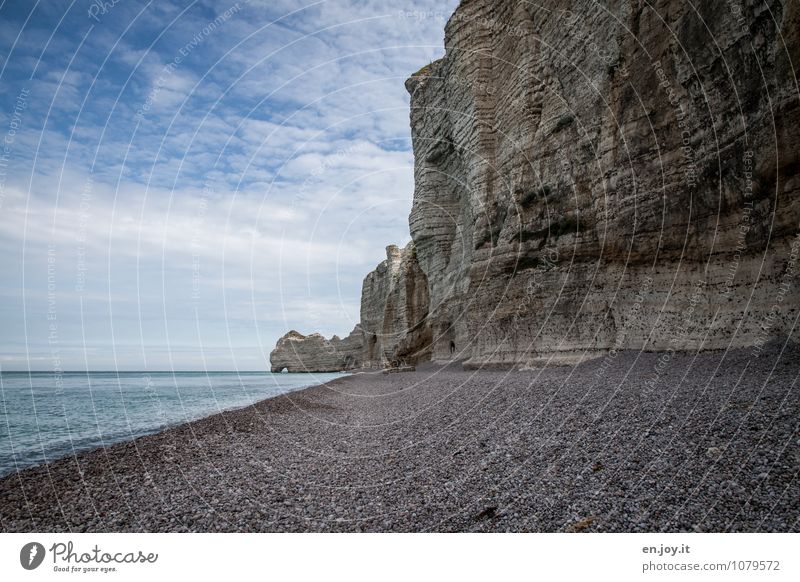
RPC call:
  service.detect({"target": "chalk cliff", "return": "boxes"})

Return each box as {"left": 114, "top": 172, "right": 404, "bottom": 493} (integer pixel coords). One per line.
{"left": 271, "top": 0, "right": 800, "bottom": 372}
{"left": 269, "top": 329, "right": 363, "bottom": 373}
{"left": 270, "top": 243, "right": 431, "bottom": 372}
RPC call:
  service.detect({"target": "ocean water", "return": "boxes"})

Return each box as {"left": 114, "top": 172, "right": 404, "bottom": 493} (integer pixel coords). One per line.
{"left": 0, "top": 370, "right": 343, "bottom": 478}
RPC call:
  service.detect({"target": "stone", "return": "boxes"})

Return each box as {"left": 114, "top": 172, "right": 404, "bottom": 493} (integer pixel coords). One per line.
{"left": 269, "top": 329, "right": 363, "bottom": 373}
{"left": 270, "top": 243, "right": 431, "bottom": 372}
{"left": 272, "top": 0, "right": 800, "bottom": 371}
{"left": 405, "top": 0, "right": 800, "bottom": 368}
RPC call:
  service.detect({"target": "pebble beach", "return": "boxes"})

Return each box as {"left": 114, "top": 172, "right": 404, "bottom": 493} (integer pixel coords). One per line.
{"left": 1, "top": 343, "right": 798, "bottom": 532}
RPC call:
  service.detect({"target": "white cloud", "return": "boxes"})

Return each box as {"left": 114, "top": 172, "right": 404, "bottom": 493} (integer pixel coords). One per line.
{"left": 0, "top": 0, "right": 460, "bottom": 370}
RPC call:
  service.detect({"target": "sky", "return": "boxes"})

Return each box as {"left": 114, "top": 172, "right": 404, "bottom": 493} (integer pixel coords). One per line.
{"left": 0, "top": 0, "right": 459, "bottom": 371}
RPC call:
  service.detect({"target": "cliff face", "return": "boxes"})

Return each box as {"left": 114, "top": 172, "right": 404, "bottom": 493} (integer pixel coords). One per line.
{"left": 270, "top": 243, "right": 430, "bottom": 372}
{"left": 271, "top": 0, "right": 800, "bottom": 372}
{"left": 269, "top": 329, "right": 363, "bottom": 373}
{"left": 405, "top": 0, "right": 800, "bottom": 367}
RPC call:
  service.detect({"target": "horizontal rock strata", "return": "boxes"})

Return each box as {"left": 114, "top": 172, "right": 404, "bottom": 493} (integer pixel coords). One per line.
{"left": 272, "top": 0, "right": 800, "bottom": 371}
{"left": 270, "top": 243, "right": 430, "bottom": 372}
{"left": 406, "top": 0, "right": 800, "bottom": 368}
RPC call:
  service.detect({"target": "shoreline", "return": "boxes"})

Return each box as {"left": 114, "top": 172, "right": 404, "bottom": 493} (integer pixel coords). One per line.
{"left": 0, "top": 372, "right": 349, "bottom": 480}
{"left": 1, "top": 345, "right": 797, "bottom": 532}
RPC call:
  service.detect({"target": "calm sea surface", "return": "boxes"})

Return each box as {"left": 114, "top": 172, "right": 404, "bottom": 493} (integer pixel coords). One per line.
{"left": 0, "top": 371, "right": 343, "bottom": 477}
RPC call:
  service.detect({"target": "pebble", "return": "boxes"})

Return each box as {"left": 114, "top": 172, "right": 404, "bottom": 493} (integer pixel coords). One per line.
{"left": 0, "top": 344, "right": 797, "bottom": 532}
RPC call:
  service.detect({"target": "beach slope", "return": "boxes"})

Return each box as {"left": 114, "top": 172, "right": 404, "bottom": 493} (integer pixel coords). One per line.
{"left": 1, "top": 344, "right": 797, "bottom": 532}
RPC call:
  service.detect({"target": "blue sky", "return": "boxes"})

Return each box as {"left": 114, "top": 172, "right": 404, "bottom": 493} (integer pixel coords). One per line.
{"left": 0, "top": 0, "right": 458, "bottom": 370}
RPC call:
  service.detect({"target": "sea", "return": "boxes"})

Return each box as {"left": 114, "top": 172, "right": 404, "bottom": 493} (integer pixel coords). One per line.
{"left": 0, "top": 370, "right": 344, "bottom": 478}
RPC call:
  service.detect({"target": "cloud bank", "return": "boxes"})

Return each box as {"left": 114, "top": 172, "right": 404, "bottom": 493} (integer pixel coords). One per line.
{"left": 0, "top": 0, "right": 458, "bottom": 370}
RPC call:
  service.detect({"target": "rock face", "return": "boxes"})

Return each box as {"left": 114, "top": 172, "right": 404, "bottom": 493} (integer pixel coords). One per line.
{"left": 269, "top": 329, "right": 364, "bottom": 373}
{"left": 405, "top": 0, "right": 800, "bottom": 368}
{"left": 270, "top": 244, "right": 431, "bottom": 372}
{"left": 272, "top": 0, "right": 800, "bottom": 371}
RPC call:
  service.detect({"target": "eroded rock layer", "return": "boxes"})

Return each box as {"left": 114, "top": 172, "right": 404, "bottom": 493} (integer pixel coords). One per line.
{"left": 271, "top": 0, "right": 800, "bottom": 372}
{"left": 406, "top": 0, "right": 800, "bottom": 368}
{"left": 270, "top": 244, "right": 430, "bottom": 372}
